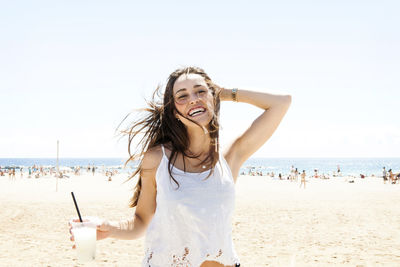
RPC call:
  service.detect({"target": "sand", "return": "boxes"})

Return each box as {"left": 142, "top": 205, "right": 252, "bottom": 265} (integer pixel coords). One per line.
{"left": 1, "top": 173, "right": 400, "bottom": 267}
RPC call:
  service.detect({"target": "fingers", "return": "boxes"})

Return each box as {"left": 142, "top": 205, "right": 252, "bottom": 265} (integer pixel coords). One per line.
{"left": 69, "top": 223, "right": 75, "bottom": 243}
{"left": 70, "top": 232, "right": 75, "bottom": 249}
{"left": 71, "top": 218, "right": 85, "bottom": 223}
{"left": 69, "top": 218, "right": 88, "bottom": 225}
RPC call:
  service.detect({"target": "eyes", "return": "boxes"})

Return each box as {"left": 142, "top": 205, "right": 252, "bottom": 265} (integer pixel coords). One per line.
{"left": 175, "top": 89, "right": 209, "bottom": 104}
{"left": 177, "top": 90, "right": 206, "bottom": 100}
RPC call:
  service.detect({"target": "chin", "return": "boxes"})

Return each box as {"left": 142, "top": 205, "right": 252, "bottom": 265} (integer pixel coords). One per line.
{"left": 184, "top": 117, "right": 212, "bottom": 129}
{"left": 197, "top": 115, "right": 213, "bottom": 126}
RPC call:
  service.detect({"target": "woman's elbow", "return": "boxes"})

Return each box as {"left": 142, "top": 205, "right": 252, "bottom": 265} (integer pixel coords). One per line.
{"left": 282, "top": 94, "right": 292, "bottom": 107}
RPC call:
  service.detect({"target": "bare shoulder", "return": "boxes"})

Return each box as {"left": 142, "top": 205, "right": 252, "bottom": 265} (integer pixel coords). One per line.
{"left": 141, "top": 145, "right": 164, "bottom": 172}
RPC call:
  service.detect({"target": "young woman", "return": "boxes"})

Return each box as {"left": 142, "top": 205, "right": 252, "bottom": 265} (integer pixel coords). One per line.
{"left": 69, "top": 66, "right": 291, "bottom": 266}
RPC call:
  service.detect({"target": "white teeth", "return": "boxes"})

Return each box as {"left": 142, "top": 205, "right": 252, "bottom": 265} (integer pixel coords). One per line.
{"left": 188, "top": 108, "right": 205, "bottom": 116}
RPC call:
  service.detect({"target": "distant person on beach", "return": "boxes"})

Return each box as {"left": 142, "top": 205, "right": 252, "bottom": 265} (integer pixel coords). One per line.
{"left": 92, "top": 165, "right": 95, "bottom": 176}
{"left": 388, "top": 169, "right": 396, "bottom": 184}
{"left": 290, "top": 165, "right": 295, "bottom": 181}
{"left": 68, "top": 66, "right": 291, "bottom": 266}
{"left": 20, "top": 167, "right": 23, "bottom": 178}
{"left": 300, "top": 170, "right": 306, "bottom": 189}
{"left": 74, "top": 166, "right": 81, "bottom": 176}
{"left": 383, "top": 167, "right": 387, "bottom": 184}
{"left": 107, "top": 171, "right": 113, "bottom": 182}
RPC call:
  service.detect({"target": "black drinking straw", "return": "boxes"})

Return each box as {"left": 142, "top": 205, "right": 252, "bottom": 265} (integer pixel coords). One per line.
{"left": 71, "top": 192, "right": 83, "bottom": 222}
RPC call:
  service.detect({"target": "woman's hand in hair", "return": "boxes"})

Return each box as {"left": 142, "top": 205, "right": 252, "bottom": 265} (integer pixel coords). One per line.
{"left": 213, "top": 84, "right": 230, "bottom": 101}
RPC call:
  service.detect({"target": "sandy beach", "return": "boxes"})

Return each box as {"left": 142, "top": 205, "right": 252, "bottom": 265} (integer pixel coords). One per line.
{"left": 1, "top": 173, "right": 400, "bottom": 267}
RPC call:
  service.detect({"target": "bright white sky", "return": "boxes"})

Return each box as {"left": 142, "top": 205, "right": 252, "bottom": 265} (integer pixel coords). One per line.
{"left": 1, "top": 0, "right": 399, "bottom": 158}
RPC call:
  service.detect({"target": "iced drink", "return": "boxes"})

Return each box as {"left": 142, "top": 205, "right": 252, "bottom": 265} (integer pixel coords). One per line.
{"left": 71, "top": 221, "right": 97, "bottom": 262}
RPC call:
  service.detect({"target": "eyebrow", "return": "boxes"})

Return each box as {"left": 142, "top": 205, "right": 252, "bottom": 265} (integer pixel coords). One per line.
{"left": 175, "top": 84, "right": 205, "bottom": 94}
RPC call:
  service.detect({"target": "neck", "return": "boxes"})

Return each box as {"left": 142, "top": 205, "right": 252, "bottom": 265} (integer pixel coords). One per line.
{"left": 186, "top": 125, "right": 211, "bottom": 156}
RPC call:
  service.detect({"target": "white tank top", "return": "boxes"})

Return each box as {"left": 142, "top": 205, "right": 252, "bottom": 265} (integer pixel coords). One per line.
{"left": 142, "top": 145, "right": 240, "bottom": 267}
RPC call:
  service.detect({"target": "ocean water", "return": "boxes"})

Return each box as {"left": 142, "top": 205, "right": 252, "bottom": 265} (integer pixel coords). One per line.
{"left": 0, "top": 157, "right": 399, "bottom": 176}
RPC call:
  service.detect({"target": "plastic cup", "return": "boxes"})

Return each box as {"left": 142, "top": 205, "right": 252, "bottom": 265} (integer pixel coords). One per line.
{"left": 71, "top": 220, "right": 97, "bottom": 262}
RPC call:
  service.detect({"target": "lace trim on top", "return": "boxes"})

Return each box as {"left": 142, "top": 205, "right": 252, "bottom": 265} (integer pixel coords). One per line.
{"left": 145, "top": 247, "right": 238, "bottom": 267}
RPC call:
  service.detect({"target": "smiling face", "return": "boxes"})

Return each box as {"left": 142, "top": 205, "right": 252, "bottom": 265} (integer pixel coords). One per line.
{"left": 172, "top": 73, "right": 214, "bottom": 129}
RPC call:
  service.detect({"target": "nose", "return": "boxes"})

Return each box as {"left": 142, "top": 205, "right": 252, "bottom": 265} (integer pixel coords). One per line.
{"left": 188, "top": 92, "right": 201, "bottom": 104}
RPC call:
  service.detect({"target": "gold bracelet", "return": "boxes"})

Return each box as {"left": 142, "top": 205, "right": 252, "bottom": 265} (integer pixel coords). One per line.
{"left": 231, "top": 88, "right": 238, "bottom": 102}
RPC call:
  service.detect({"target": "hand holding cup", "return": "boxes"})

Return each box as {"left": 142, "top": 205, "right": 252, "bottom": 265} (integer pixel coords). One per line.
{"left": 69, "top": 217, "right": 112, "bottom": 248}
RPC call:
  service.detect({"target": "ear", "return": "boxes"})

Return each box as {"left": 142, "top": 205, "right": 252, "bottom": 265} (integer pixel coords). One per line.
{"left": 173, "top": 110, "right": 180, "bottom": 121}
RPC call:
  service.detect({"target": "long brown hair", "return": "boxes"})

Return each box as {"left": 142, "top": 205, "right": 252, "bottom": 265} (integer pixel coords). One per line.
{"left": 120, "top": 66, "right": 221, "bottom": 208}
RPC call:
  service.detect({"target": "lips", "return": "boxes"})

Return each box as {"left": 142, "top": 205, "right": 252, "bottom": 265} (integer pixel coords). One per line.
{"left": 188, "top": 106, "right": 206, "bottom": 117}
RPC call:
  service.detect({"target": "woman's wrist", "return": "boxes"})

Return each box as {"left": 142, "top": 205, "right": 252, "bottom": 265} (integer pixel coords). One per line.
{"left": 220, "top": 88, "right": 238, "bottom": 102}
{"left": 107, "top": 220, "right": 120, "bottom": 238}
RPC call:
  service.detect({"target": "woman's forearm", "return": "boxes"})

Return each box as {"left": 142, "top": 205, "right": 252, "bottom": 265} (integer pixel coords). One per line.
{"left": 109, "top": 214, "right": 147, "bottom": 240}
{"left": 220, "top": 88, "right": 291, "bottom": 110}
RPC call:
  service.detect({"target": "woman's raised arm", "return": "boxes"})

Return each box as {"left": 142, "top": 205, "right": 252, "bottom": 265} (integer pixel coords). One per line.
{"left": 220, "top": 88, "right": 291, "bottom": 179}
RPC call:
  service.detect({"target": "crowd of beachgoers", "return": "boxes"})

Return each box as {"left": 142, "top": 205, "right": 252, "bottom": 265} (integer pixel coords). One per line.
{"left": 242, "top": 165, "right": 400, "bottom": 185}
{"left": 0, "top": 164, "right": 120, "bottom": 181}
{"left": 2, "top": 163, "right": 399, "bottom": 185}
